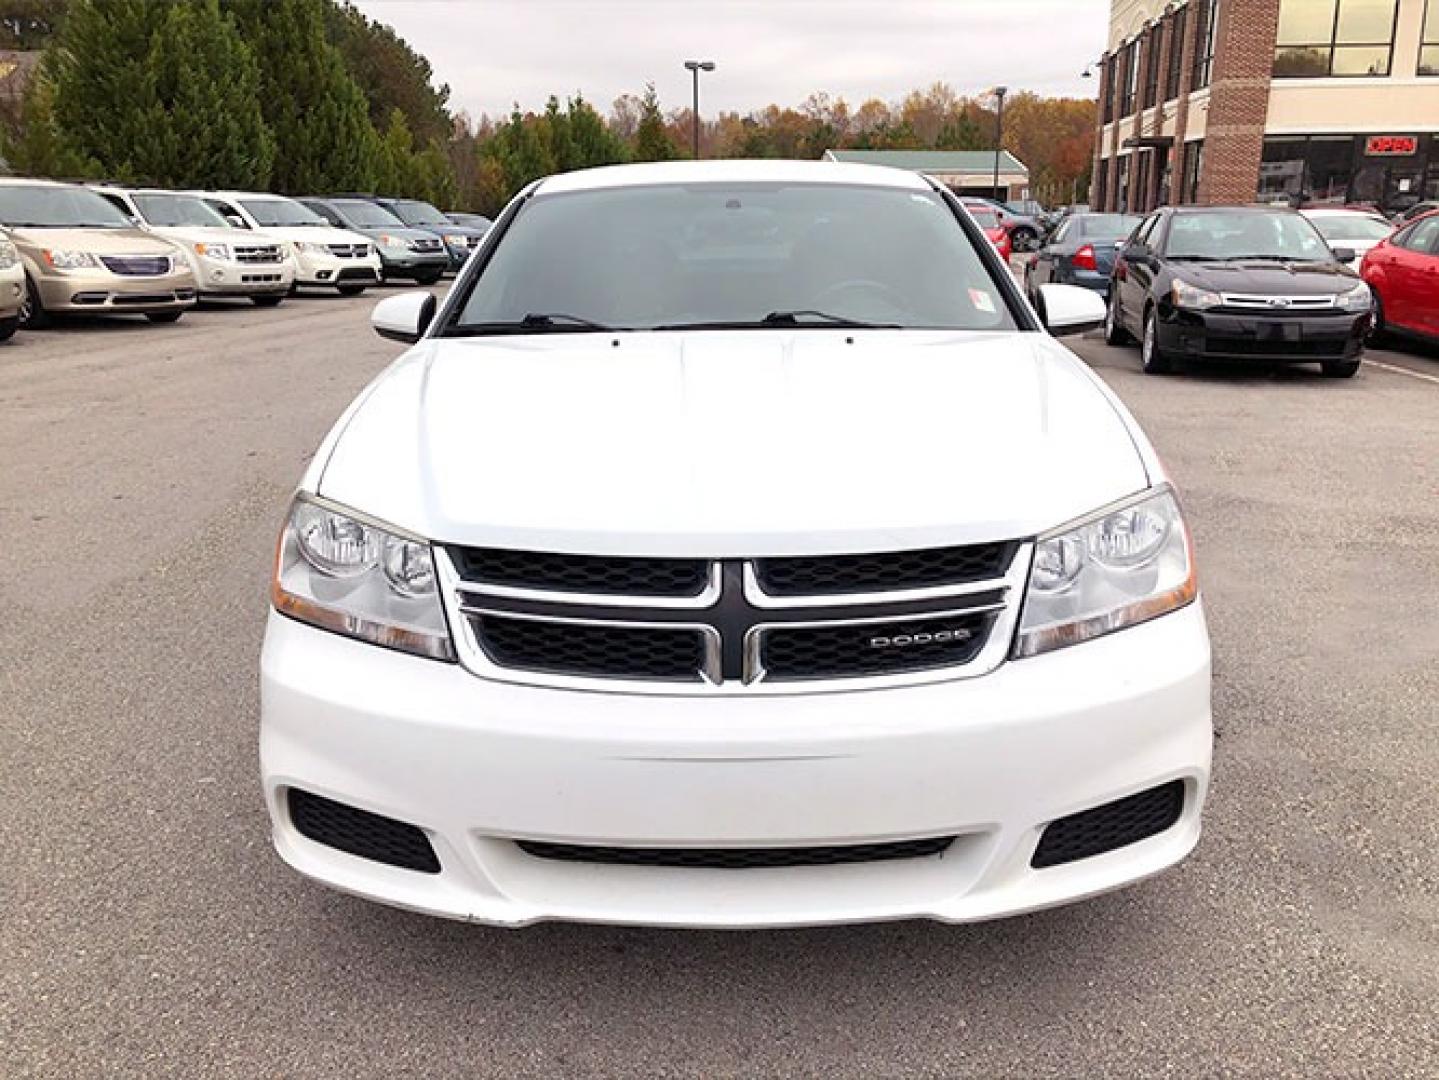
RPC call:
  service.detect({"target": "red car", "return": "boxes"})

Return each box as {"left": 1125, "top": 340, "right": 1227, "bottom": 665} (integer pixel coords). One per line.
{"left": 961, "top": 199, "right": 1013, "bottom": 262}
{"left": 1361, "top": 209, "right": 1439, "bottom": 345}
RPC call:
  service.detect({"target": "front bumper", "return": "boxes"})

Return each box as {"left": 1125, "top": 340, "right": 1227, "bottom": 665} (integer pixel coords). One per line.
{"left": 1158, "top": 308, "right": 1369, "bottom": 362}
{"left": 260, "top": 602, "right": 1213, "bottom": 928}
{"left": 35, "top": 268, "right": 196, "bottom": 314}
{"left": 293, "top": 251, "right": 382, "bottom": 288}
{"left": 379, "top": 250, "right": 450, "bottom": 278}
{"left": 193, "top": 256, "right": 294, "bottom": 297}
{"left": 0, "top": 264, "right": 23, "bottom": 318}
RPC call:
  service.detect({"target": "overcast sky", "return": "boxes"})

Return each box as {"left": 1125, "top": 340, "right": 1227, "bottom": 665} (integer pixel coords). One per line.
{"left": 351, "top": 0, "right": 1109, "bottom": 121}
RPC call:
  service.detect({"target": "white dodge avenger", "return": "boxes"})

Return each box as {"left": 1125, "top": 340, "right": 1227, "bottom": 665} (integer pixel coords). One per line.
{"left": 261, "top": 161, "right": 1212, "bottom": 928}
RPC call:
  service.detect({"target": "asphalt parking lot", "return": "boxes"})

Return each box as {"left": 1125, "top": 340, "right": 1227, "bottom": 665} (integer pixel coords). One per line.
{"left": 2, "top": 289, "right": 1437, "bottom": 1078}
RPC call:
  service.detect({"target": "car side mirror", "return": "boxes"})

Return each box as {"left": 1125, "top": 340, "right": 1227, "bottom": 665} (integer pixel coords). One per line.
{"left": 1037, "top": 283, "right": 1106, "bottom": 337}
{"left": 1332, "top": 246, "right": 1356, "bottom": 264}
{"left": 372, "top": 291, "right": 436, "bottom": 344}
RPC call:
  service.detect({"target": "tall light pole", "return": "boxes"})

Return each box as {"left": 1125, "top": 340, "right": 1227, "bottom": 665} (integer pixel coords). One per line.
{"left": 683, "top": 59, "right": 716, "bottom": 159}
{"left": 991, "top": 85, "right": 1009, "bottom": 201}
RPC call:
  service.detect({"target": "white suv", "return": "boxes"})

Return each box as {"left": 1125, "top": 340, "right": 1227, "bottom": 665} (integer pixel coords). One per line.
{"left": 90, "top": 186, "right": 294, "bottom": 306}
{"left": 262, "top": 161, "right": 1212, "bottom": 928}
{"left": 189, "top": 190, "right": 380, "bottom": 295}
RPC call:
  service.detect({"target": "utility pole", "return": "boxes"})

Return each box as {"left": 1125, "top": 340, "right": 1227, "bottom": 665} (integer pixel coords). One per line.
{"left": 683, "top": 60, "right": 716, "bottom": 159}
{"left": 991, "top": 85, "right": 1009, "bottom": 201}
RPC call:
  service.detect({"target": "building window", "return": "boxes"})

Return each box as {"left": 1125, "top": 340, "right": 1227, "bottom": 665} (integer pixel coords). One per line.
{"left": 1143, "top": 24, "right": 1164, "bottom": 109}
{"left": 1120, "top": 39, "right": 1141, "bottom": 116}
{"left": 1116, "top": 155, "right": 1132, "bottom": 213}
{"left": 1274, "top": 0, "right": 1399, "bottom": 77}
{"left": 1181, "top": 140, "right": 1205, "bottom": 203}
{"left": 1260, "top": 137, "right": 1309, "bottom": 203}
{"left": 1166, "top": 7, "right": 1189, "bottom": 99}
{"left": 1421, "top": 0, "right": 1439, "bottom": 75}
{"left": 1193, "top": 0, "right": 1219, "bottom": 89}
{"left": 1103, "top": 54, "right": 1117, "bottom": 123}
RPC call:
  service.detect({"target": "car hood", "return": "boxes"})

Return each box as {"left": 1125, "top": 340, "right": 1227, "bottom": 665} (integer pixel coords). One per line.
{"left": 316, "top": 330, "right": 1152, "bottom": 556}
{"left": 415, "top": 223, "right": 484, "bottom": 239}
{"left": 148, "top": 225, "right": 270, "bottom": 245}
{"left": 252, "top": 225, "right": 371, "bottom": 246}
{"left": 1169, "top": 259, "right": 1361, "bottom": 295}
{"left": 7, "top": 226, "right": 180, "bottom": 254}
{"left": 349, "top": 225, "right": 441, "bottom": 244}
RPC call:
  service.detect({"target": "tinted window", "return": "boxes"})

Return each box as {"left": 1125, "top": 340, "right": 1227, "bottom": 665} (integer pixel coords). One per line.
{"left": 451, "top": 183, "right": 1017, "bottom": 333}
{"left": 1399, "top": 216, "right": 1439, "bottom": 253}
{"left": 1079, "top": 214, "right": 1142, "bottom": 239}
{"left": 239, "top": 197, "right": 327, "bottom": 227}
{"left": 0, "top": 184, "right": 133, "bottom": 228}
{"left": 132, "top": 193, "right": 231, "bottom": 228}
{"left": 1164, "top": 211, "right": 1333, "bottom": 260}
{"left": 1307, "top": 214, "right": 1391, "bottom": 242}
{"left": 331, "top": 199, "right": 404, "bottom": 228}
{"left": 391, "top": 199, "right": 449, "bottom": 226}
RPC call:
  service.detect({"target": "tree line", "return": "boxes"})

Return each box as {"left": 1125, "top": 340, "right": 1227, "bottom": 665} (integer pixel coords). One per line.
{"left": 1, "top": 1, "right": 1095, "bottom": 213}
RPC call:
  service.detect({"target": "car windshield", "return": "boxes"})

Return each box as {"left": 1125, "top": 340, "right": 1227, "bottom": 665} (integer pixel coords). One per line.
{"left": 333, "top": 199, "right": 404, "bottom": 228}
{"left": 0, "top": 184, "right": 133, "bottom": 228}
{"left": 392, "top": 199, "right": 449, "bottom": 226}
{"left": 132, "top": 192, "right": 231, "bottom": 228}
{"left": 1309, "top": 214, "right": 1392, "bottom": 242}
{"left": 1079, "top": 214, "right": 1142, "bottom": 240}
{"left": 450, "top": 182, "right": 1016, "bottom": 333}
{"left": 1165, "top": 210, "right": 1333, "bottom": 261}
{"left": 240, "top": 197, "right": 328, "bottom": 228}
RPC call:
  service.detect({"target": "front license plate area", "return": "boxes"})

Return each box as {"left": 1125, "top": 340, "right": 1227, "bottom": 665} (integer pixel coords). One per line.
{"left": 1256, "top": 320, "right": 1302, "bottom": 342}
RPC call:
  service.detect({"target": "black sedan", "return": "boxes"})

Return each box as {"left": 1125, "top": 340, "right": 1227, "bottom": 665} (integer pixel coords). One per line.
{"left": 1025, "top": 212, "right": 1140, "bottom": 305}
{"left": 1105, "top": 206, "right": 1372, "bottom": 378}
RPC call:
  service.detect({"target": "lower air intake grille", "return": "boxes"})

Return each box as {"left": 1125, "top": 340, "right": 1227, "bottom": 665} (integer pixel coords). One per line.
{"left": 453, "top": 547, "right": 710, "bottom": 597}
{"left": 472, "top": 613, "right": 706, "bottom": 681}
{"left": 760, "top": 610, "right": 995, "bottom": 680}
{"left": 516, "top": 835, "right": 957, "bottom": 869}
{"left": 287, "top": 788, "right": 439, "bottom": 873}
{"left": 754, "top": 542, "right": 1017, "bottom": 596}
{"left": 1031, "top": 780, "right": 1185, "bottom": 868}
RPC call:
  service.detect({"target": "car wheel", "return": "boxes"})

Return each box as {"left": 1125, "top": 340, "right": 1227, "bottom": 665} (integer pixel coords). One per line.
{"left": 1141, "top": 307, "right": 1175, "bottom": 375}
{"left": 415, "top": 269, "right": 444, "bottom": 286}
{"left": 251, "top": 295, "right": 284, "bottom": 308}
{"left": 1012, "top": 227, "right": 1038, "bottom": 253}
{"left": 1366, "top": 292, "right": 1389, "bottom": 346}
{"left": 1104, "top": 289, "right": 1131, "bottom": 346}
{"left": 0, "top": 315, "right": 17, "bottom": 342}
{"left": 19, "top": 274, "right": 51, "bottom": 329}
{"left": 146, "top": 311, "right": 183, "bottom": 324}
{"left": 1321, "top": 358, "right": 1362, "bottom": 378}
{"left": 337, "top": 284, "right": 367, "bottom": 297}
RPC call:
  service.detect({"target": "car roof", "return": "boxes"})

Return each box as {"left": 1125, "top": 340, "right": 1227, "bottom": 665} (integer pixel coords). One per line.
{"left": 1301, "top": 207, "right": 1385, "bottom": 218}
{"left": 190, "top": 190, "right": 291, "bottom": 201}
{"left": 0, "top": 177, "right": 79, "bottom": 189}
{"left": 535, "top": 159, "right": 931, "bottom": 196}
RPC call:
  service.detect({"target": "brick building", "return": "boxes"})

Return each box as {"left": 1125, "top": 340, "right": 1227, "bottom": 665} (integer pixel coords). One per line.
{"left": 1093, "top": 0, "right": 1439, "bottom": 215}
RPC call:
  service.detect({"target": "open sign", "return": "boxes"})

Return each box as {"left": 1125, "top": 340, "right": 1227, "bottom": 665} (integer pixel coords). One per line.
{"left": 1364, "top": 135, "right": 1418, "bottom": 156}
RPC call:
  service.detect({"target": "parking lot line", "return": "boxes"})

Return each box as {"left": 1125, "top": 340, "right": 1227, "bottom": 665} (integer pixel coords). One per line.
{"left": 1364, "top": 358, "right": 1439, "bottom": 386}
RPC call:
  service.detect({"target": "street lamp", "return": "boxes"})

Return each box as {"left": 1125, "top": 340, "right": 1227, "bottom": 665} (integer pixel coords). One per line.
{"left": 683, "top": 59, "right": 716, "bottom": 160}
{"left": 991, "top": 85, "right": 1009, "bottom": 201}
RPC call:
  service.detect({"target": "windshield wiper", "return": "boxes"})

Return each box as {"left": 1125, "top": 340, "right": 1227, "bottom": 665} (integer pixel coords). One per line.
{"left": 445, "top": 312, "right": 619, "bottom": 336}
{"left": 654, "top": 310, "right": 900, "bottom": 330}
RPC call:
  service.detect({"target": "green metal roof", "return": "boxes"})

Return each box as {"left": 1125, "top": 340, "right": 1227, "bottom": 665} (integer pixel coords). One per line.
{"left": 823, "top": 149, "right": 1028, "bottom": 175}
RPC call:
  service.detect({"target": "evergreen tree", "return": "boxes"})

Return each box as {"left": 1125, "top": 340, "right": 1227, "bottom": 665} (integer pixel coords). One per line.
{"left": 3, "top": 74, "right": 95, "bottom": 178}
{"left": 223, "top": 0, "right": 380, "bottom": 193}
{"left": 567, "top": 95, "right": 628, "bottom": 169}
{"left": 633, "top": 84, "right": 677, "bottom": 162}
{"left": 322, "top": 0, "right": 451, "bottom": 145}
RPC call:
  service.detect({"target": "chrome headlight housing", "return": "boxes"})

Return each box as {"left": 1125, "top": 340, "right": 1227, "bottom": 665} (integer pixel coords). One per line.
{"left": 0, "top": 239, "right": 17, "bottom": 269}
{"left": 1170, "top": 278, "right": 1222, "bottom": 311}
{"left": 1336, "top": 282, "right": 1372, "bottom": 313}
{"left": 444, "top": 234, "right": 468, "bottom": 247}
{"left": 194, "top": 242, "right": 230, "bottom": 261}
{"left": 294, "top": 241, "right": 330, "bottom": 255}
{"left": 272, "top": 496, "right": 454, "bottom": 661}
{"left": 1014, "top": 487, "right": 1197, "bottom": 658}
{"left": 44, "top": 249, "right": 101, "bottom": 271}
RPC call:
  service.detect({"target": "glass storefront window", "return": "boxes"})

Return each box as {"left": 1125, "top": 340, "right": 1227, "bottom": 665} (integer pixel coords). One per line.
{"left": 1262, "top": 134, "right": 1432, "bottom": 215}
{"left": 1259, "top": 138, "right": 1308, "bottom": 203}
{"left": 1275, "top": 0, "right": 1398, "bottom": 77}
{"left": 1307, "top": 137, "right": 1356, "bottom": 203}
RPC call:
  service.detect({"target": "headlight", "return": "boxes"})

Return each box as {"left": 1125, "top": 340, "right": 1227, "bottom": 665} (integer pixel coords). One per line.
{"left": 271, "top": 497, "right": 453, "bottom": 661}
{"left": 1014, "top": 487, "right": 1197, "bottom": 658}
{"left": 0, "top": 240, "right": 17, "bottom": 269}
{"left": 43, "top": 249, "right": 101, "bottom": 270}
{"left": 194, "top": 242, "right": 230, "bottom": 260}
{"left": 1337, "top": 282, "right": 1372, "bottom": 313}
{"left": 1170, "top": 278, "right": 1222, "bottom": 311}
{"left": 378, "top": 234, "right": 406, "bottom": 248}
{"left": 444, "top": 234, "right": 468, "bottom": 246}
{"left": 294, "top": 241, "right": 330, "bottom": 255}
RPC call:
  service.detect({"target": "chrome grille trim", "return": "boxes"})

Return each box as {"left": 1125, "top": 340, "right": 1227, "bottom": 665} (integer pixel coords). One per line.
{"left": 1219, "top": 293, "right": 1339, "bottom": 311}
{"left": 436, "top": 545, "right": 1033, "bottom": 697}
{"left": 742, "top": 561, "right": 1010, "bottom": 609}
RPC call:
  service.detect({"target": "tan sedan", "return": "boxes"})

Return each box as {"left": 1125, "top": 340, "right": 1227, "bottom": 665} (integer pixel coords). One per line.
{"left": 0, "top": 179, "right": 196, "bottom": 328}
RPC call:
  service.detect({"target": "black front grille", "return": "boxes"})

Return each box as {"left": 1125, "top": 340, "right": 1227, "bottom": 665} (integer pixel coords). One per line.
{"left": 1204, "top": 336, "right": 1349, "bottom": 358}
{"left": 1031, "top": 781, "right": 1185, "bottom": 868}
{"left": 453, "top": 547, "right": 710, "bottom": 597}
{"left": 516, "top": 835, "right": 956, "bottom": 869}
{"left": 761, "top": 610, "right": 995, "bottom": 680}
{"left": 471, "top": 613, "right": 705, "bottom": 681}
{"left": 100, "top": 254, "right": 170, "bottom": 276}
{"left": 287, "top": 789, "right": 439, "bottom": 873}
{"left": 755, "top": 542, "right": 1017, "bottom": 597}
